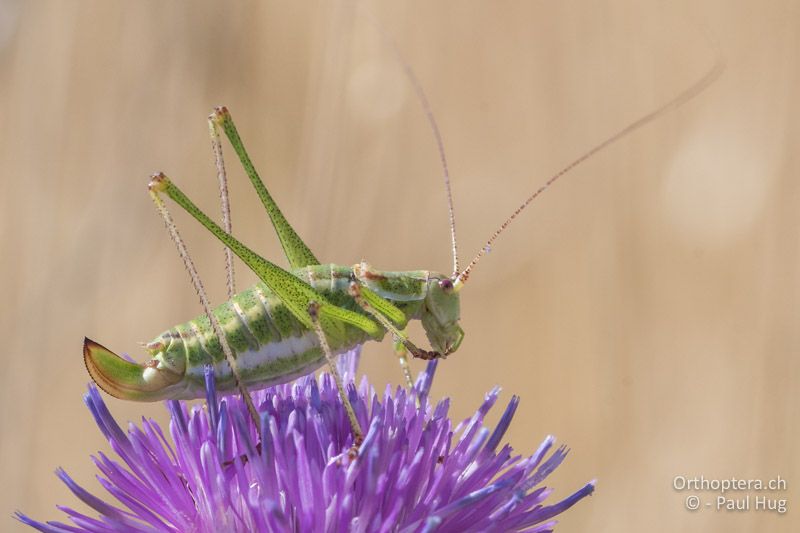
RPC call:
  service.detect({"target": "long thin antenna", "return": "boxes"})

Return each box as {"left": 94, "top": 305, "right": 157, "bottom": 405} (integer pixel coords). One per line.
{"left": 398, "top": 56, "right": 460, "bottom": 277}
{"left": 367, "top": 14, "right": 460, "bottom": 277}
{"left": 454, "top": 58, "right": 725, "bottom": 287}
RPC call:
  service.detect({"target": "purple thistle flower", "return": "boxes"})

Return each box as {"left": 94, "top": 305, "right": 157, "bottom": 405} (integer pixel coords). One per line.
{"left": 16, "top": 349, "right": 594, "bottom": 532}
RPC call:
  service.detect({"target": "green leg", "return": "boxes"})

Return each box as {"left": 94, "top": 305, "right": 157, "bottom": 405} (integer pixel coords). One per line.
{"left": 209, "top": 107, "right": 319, "bottom": 269}
{"left": 308, "top": 302, "right": 364, "bottom": 446}
{"left": 348, "top": 280, "right": 441, "bottom": 362}
{"left": 208, "top": 111, "right": 236, "bottom": 299}
{"left": 392, "top": 337, "right": 415, "bottom": 390}
{"left": 149, "top": 187, "right": 261, "bottom": 432}
{"left": 148, "top": 173, "right": 383, "bottom": 340}
{"left": 350, "top": 278, "right": 409, "bottom": 329}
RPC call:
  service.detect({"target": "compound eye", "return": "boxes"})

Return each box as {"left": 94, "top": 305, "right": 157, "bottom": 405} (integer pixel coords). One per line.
{"left": 438, "top": 278, "right": 454, "bottom": 292}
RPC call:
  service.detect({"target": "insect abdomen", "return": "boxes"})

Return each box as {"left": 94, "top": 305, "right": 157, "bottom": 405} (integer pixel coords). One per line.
{"left": 151, "top": 265, "right": 373, "bottom": 396}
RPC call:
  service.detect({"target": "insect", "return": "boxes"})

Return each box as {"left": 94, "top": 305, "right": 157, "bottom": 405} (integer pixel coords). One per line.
{"left": 84, "top": 51, "right": 722, "bottom": 442}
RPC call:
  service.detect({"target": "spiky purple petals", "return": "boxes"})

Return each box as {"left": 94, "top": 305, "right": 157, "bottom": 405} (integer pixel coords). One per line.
{"left": 16, "top": 351, "right": 593, "bottom": 532}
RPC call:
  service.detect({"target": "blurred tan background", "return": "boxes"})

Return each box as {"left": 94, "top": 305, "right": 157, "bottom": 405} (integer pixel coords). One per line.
{"left": 1, "top": 1, "right": 798, "bottom": 531}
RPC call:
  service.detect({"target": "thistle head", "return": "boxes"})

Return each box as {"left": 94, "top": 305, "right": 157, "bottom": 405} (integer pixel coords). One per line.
{"left": 19, "top": 348, "right": 594, "bottom": 531}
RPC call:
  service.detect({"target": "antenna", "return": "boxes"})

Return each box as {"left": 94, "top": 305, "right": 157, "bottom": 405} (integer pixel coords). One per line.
{"left": 454, "top": 58, "right": 725, "bottom": 288}
{"left": 366, "top": 13, "right": 460, "bottom": 278}
{"left": 397, "top": 56, "right": 460, "bottom": 278}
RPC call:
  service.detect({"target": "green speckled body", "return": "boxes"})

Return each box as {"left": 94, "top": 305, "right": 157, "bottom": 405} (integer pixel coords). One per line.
{"left": 84, "top": 111, "right": 464, "bottom": 406}
{"left": 148, "top": 265, "right": 431, "bottom": 398}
